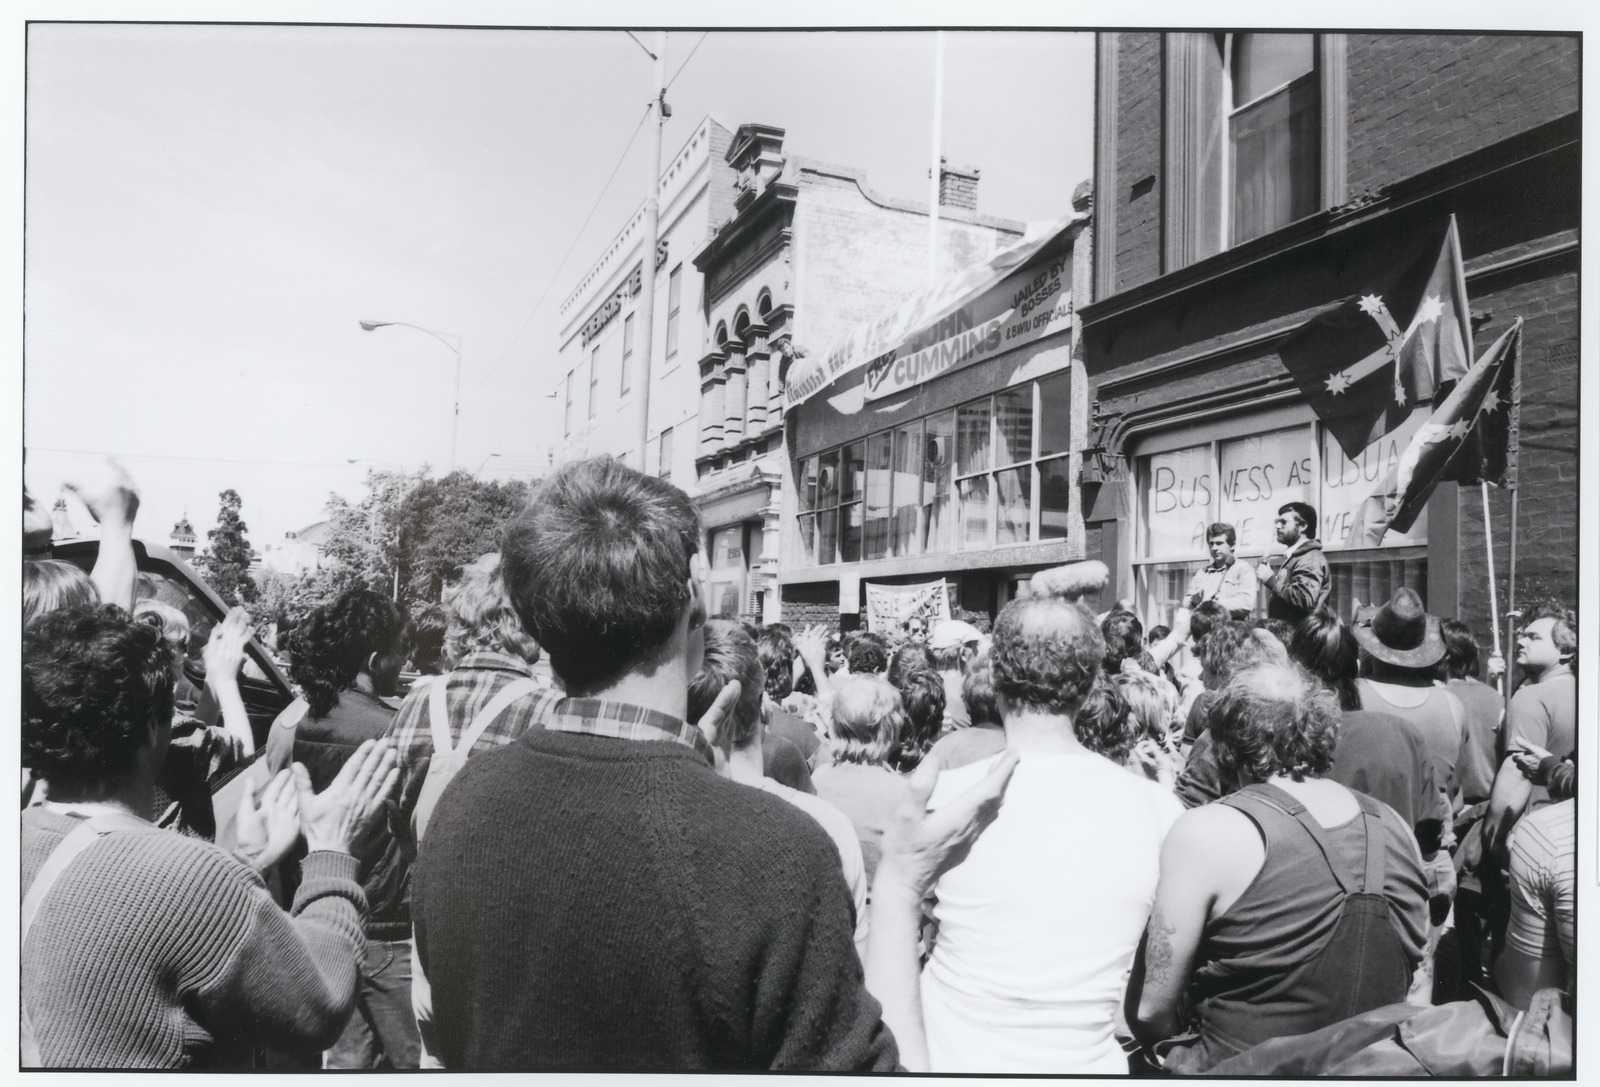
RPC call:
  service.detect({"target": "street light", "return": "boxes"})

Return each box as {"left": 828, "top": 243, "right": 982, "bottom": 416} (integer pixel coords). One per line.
{"left": 359, "top": 319, "right": 463, "bottom": 472}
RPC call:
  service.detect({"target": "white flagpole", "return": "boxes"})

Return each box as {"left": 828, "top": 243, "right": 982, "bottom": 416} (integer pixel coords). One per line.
{"left": 1447, "top": 214, "right": 1506, "bottom": 690}
{"left": 1480, "top": 482, "right": 1503, "bottom": 690}
{"left": 926, "top": 30, "right": 945, "bottom": 287}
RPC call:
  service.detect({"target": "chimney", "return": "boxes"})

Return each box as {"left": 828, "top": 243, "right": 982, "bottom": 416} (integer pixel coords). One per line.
{"left": 937, "top": 158, "right": 980, "bottom": 212}
{"left": 727, "top": 123, "right": 787, "bottom": 212}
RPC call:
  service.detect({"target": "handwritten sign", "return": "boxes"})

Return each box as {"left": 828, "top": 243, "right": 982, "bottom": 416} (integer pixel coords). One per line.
{"left": 1320, "top": 407, "right": 1429, "bottom": 549}
{"left": 1144, "top": 444, "right": 1213, "bottom": 558}
{"left": 1219, "top": 428, "right": 1315, "bottom": 555}
{"left": 864, "top": 580, "right": 952, "bottom": 633}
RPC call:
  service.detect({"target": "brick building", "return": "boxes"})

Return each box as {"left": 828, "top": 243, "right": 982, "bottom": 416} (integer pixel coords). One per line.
{"left": 1080, "top": 32, "right": 1578, "bottom": 652}
{"left": 691, "top": 123, "right": 1048, "bottom": 625}
{"left": 554, "top": 116, "right": 738, "bottom": 484}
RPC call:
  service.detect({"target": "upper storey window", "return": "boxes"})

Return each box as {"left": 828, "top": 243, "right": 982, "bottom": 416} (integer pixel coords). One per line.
{"left": 1164, "top": 33, "right": 1342, "bottom": 269}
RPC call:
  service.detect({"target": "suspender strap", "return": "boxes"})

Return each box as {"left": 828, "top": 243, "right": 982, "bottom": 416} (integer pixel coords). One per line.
{"left": 1359, "top": 797, "right": 1389, "bottom": 896}
{"left": 1248, "top": 783, "right": 1374, "bottom": 895}
{"left": 23, "top": 812, "right": 155, "bottom": 944}
{"left": 430, "top": 677, "right": 540, "bottom": 758}
{"left": 427, "top": 677, "right": 454, "bottom": 755}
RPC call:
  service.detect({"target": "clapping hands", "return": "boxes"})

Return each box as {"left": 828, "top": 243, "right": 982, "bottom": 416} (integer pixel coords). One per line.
{"left": 293, "top": 739, "right": 400, "bottom": 855}
{"left": 235, "top": 768, "right": 302, "bottom": 875}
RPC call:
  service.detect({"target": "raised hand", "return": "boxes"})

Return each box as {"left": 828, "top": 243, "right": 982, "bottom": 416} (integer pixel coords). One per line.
{"left": 234, "top": 768, "right": 302, "bottom": 874}
{"left": 63, "top": 459, "right": 140, "bottom": 528}
{"left": 203, "top": 607, "right": 252, "bottom": 691}
{"left": 691, "top": 679, "right": 741, "bottom": 776}
{"left": 293, "top": 739, "right": 400, "bottom": 855}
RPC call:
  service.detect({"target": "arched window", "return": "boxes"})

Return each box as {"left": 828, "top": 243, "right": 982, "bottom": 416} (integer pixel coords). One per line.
{"left": 714, "top": 321, "right": 729, "bottom": 349}
{"left": 756, "top": 289, "right": 773, "bottom": 321}
{"left": 732, "top": 307, "right": 752, "bottom": 342}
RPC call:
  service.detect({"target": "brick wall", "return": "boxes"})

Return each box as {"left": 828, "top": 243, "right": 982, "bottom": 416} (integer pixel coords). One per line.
{"left": 1111, "top": 33, "right": 1164, "bottom": 293}
{"left": 1453, "top": 263, "right": 1578, "bottom": 659}
{"left": 778, "top": 600, "right": 841, "bottom": 629}
{"left": 1346, "top": 34, "right": 1579, "bottom": 197}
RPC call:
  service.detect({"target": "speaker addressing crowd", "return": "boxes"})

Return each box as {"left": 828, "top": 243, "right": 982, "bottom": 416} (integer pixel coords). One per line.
{"left": 20, "top": 465, "right": 1576, "bottom": 1072}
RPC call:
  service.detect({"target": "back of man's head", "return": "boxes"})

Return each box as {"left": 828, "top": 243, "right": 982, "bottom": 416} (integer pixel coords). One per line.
{"left": 845, "top": 631, "right": 890, "bottom": 675}
{"left": 688, "top": 619, "right": 764, "bottom": 753}
{"left": 991, "top": 595, "right": 1104, "bottom": 719}
{"left": 756, "top": 626, "right": 797, "bottom": 701}
{"left": 1189, "top": 600, "right": 1230, "bottom": 647}
{"left": 502, "top": 456, "right": 699, "bottom": 692}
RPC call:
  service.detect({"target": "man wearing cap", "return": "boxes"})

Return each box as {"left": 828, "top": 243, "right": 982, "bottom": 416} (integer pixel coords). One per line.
{"left": 1254, "top": 502, "right": 1330, "bottom": 626}
{"left": 928, "top": 619, "right": 983, "bottom": 731}
{"left": 1185, "top": 523, "right": 1258, "bottom": 619}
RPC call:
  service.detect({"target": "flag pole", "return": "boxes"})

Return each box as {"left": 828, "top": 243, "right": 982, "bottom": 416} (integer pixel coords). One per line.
{"left": 1500, "top": 317, "right": 1524, "bottom": 726}
{"left": 1503, "top": 484, "right": 1520, "bottom": 724}
{"left": 1480, "top": 483, "right": 1503, "bottom": 689}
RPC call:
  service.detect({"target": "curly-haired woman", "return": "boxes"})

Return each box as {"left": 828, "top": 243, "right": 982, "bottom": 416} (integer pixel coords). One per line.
{"left": 264, "top": 586, "right": 415, "bottom": 1069}
{"left": 1128, "top": 661, "right": 1428, "bottom": 1073}
{"left": 22, "top": 605, "right": 396, "bottom": 1067}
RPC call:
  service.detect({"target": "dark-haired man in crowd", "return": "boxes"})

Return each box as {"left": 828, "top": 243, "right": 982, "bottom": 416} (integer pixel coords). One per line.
{"left": 1254, "top": 502, "right": 1330, "bottom": 626}
{"left": 410, "top": 457, "right": 1017, "bottom": 1072}
{"left": 1185, "top": 522, "right": 1258, "bottom": 619}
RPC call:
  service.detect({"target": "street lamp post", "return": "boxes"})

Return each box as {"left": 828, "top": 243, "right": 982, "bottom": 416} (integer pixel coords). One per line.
{"left": 359, "top": 319, "right": 463, "bottom": 472}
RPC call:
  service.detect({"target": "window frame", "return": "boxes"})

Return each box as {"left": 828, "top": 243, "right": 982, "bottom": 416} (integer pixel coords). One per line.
{"left": 1161, "top": 32, "right": 1346, "bottom": 273}
{"left": 1131, "top": 409, "right": 1431, "bottom": 623}
{"left": 794, "top": 374, "right": 1073, "bottom": 566}
{"left": 658, "top": 425, "right": 673, "bottom": 480}
{"left": 588, "top": 344, "right": 600, "bottom": 420}
{"left": 664, "top": 264, "right": 682, "bottom": 360}
{"left": 620, "top": 312, "right": 635, "bottom": 396}
{"left": 563, "top": 370, "right": 574, "bottom": 436}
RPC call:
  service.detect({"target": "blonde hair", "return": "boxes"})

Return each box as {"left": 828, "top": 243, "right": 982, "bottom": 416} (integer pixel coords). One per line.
{"left": 1114, "top": 668, "right": 1179, "bottom": 743}
{"left": 132, "top": 598, "right": 191, "bottom": 655}
{"left": 23, "top": 559, "right": 97, "bottom": 627}
{"left": 828, "top": 674, "right": 904, "bottom": 766}
{"left": 444, "top": 553, "right": 540, "bottom": 665}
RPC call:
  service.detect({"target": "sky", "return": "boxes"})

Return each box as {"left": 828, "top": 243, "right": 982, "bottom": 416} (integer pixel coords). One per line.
{"left": 22, "top": 19, "right": 1094, "bottom": 552}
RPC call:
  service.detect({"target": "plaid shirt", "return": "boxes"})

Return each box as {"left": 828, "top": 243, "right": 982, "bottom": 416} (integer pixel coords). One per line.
{"left": 544, "top": 697, "right": 716, "bottom": 766}
{"left": 385, "top": 650, "right": 563, "bottom": 837}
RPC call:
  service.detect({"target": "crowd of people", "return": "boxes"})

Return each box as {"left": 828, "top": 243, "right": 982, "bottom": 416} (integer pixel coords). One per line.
{"left": 20, "top": 462, "right": 1577, "bottom": 1071}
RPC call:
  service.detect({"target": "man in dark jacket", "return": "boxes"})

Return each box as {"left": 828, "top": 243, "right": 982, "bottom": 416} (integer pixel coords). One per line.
{"left": 1255, "top": 501, "right": 1331, "bottom": 625}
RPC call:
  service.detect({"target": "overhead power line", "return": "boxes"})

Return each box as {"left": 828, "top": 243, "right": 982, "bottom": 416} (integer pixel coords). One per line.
{"left": 470, "top": 103, "right": 652, "bottom": 395}
{"left": 667, "top": 32, "right": 710, "bottom": 89}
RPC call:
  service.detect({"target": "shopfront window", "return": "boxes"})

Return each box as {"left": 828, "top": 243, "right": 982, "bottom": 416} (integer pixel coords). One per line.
{"left": 795, "top": 373, "right": 1073, "bottom": 566}
{"left": 864, "top": 432, "right": 893, "bottom": 561}
{"left": 1134, "top": 409, "right": 1429, "bottom": 626}
{"left": 891, "top": 423, "right": 922, "bottom": 557}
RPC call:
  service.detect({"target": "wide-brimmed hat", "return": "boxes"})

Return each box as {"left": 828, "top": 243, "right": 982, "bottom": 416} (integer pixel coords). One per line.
{"left": 1352, "top": 587, "right": 1444, "bottom": 668}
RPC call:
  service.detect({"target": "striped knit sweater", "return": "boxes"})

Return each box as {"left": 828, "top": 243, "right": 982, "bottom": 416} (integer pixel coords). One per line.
{"left": 21, "top": 807, "right": 368, "bottom": 1068}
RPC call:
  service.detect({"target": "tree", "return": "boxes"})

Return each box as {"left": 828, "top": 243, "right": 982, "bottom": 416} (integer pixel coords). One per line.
{"left": 197, "top": 489, "right": 259, "bottom": 607}
{"left": 394, "top": 471, "right": 532, "bottom": 609}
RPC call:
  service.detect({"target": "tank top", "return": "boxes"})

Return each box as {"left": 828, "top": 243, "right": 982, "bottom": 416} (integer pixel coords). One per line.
{"left": 1163, "top": 782, "right": 1426, "bottom": 1073}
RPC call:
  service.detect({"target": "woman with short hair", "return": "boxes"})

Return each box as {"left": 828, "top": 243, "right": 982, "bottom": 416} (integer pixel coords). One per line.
{"left": 811, "top": 674, "right": 908, "bottom": 882}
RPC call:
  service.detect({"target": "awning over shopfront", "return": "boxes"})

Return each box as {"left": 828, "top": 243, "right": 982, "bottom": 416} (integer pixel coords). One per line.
{"left": 781, "top": 210, "right": 1086, "bottom": 415}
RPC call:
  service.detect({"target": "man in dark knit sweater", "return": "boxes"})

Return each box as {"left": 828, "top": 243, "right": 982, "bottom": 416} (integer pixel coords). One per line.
{"left": 413, "top": 458, "right": 906, "bottom": 1071}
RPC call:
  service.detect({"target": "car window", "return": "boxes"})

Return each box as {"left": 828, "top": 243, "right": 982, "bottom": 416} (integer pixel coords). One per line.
{"left": 137, "top": 569, "right": 269, "bottom": 683}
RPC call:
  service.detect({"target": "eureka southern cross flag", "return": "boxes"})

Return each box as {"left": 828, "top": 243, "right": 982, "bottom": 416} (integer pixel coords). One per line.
{"left": 1278, "top": 217, "right": 1474, "bottom": 460}
{"left": 1349, "top": 318, "right": 1522, "bottom": 547}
